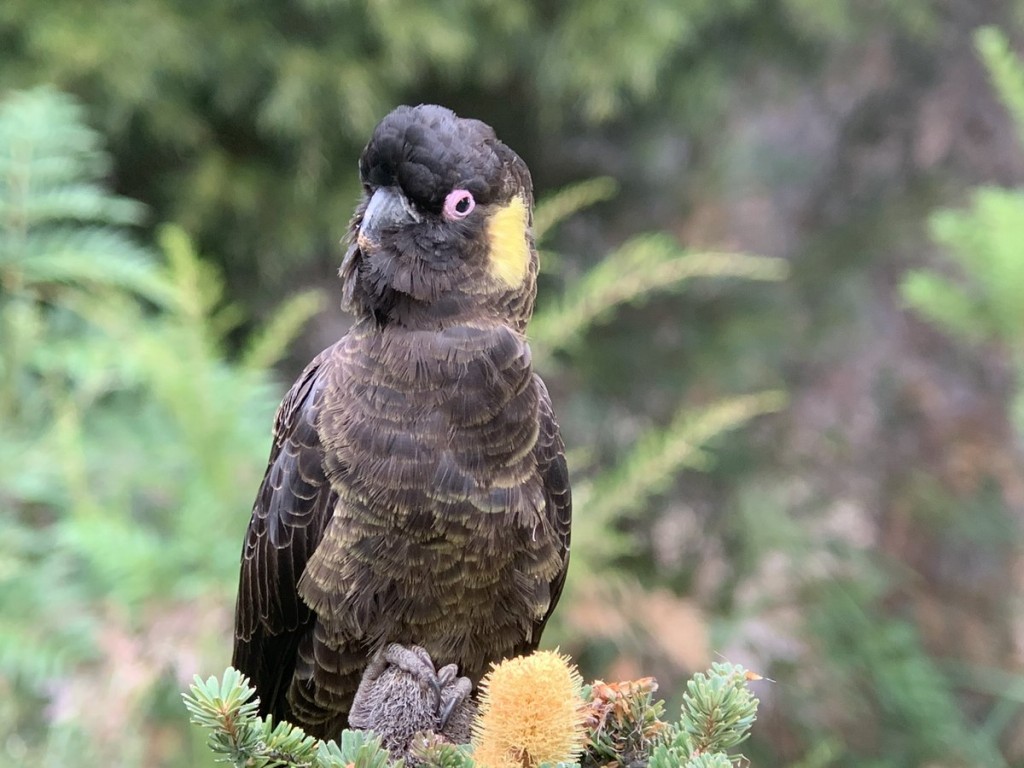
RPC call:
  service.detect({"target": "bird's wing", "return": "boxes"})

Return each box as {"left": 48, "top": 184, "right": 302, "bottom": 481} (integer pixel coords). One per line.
{"left": 232, "top": 347, "right": 338, "bottom": 720}
{"left": 523, "top": 375, "right": 572, "bottom": 648}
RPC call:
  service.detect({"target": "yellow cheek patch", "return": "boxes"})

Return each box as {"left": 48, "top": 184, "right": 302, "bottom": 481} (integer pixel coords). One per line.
{"left": 486, "top": 196, "right": 530, "bottom": 287}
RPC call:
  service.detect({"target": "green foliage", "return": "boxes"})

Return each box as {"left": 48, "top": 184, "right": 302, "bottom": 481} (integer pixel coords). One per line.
{"left": 328, "top": 731, "right": 397, "bottom": 768}
{"left": 580, "top": 666, "right": 758, "bottom": 768}
{"left": 0, "top": 87, "right": 168, "bottom": 691}
{"left": 727, "top": 476, "right": 1015, "bottom": 765}
{"left": 779, "top": 0, "right": 935, "bottom": 42}
{"left": 682, "top": 755, "right": 733, "bottom": 768}
{"left": 242, "top": 287, "right": 328, "bottom": 371}
{"left": 647, "top": 666, "right": 760, "bottom": 768}
{"left": 532, "top": 178, "right": 619, "bottom": 246}
{"left": 0, "top": 0, "right": 935, "bottom": 308}
{"left": 807, "top": 577, "right": 1001, "bottom": 765}
{"left": 409, "top": 737, "right": 474, "bottom": 768}
{"left": 531, "top": 235, "right": 788, "bottom": 362}
{"left": 0, "top": 87, "right": 320, "bottom": 766}
{"left": 976, "top": 26, "right": 1024, "bottom": 150}
{"left": 531, "top": 0, "right": 746, "bottom": 124}
{"left": 531, "top": 179, "right": 788, "bottom": 579}
{"left": 0, "top": 86, "right": 164, "bottom": 420}
{"left": 837, "top": 22, "right": 1024, "bottom": 766}
{"left": 679, "top": 663, "right": 758, "bottom": 756}
{"left": 582, "top": 680, "right": 669, "bottom": 766}
{"left": 902, "top": 26, "right": 1024, "bottom": 431}
{"left": 902, "top": 186, "right": 1024, "bottom": 346}
{"left": 186, "top": 663, "right": 759, "bottom": 768}
{"left": 572, "top": 392, "right": 787, "bottom": 570}
{"left": 185, "top": 670, "right": 396, "bottom": 768}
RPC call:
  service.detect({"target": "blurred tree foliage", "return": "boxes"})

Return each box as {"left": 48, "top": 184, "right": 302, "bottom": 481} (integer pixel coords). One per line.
{"left": 722, "top": 23, "right": 1024, "bottom": 768}
{"left": 904, "top": 27, "right": 1024, "bottom": 429}
{"left": 0, "top": 0, "right": 934, "bottom": 312}
{"left": 0, "top": 86, "right": 324, "bottom": 766}
{"left": 891, "top": 33, "right": 1024, "bottom": 759}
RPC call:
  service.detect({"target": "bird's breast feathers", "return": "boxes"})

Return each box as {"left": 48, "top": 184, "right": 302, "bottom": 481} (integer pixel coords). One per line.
{"left": 296, "top": 321, "right": 561, "bottom": 652}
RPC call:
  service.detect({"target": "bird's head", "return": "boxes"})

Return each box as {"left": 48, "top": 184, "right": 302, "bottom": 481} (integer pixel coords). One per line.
{"left": 340, "top": 104, "right": 537, "bottom": 330}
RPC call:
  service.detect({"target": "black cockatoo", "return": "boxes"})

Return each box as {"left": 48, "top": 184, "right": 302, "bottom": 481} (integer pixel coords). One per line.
{"left": 232, "top": 104, "right": 571, "bottom": 738}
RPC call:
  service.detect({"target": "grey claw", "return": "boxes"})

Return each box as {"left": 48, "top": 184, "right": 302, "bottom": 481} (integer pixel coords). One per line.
{"left": 439, "top": 694, "right": 459, "bottom": 729}
{"left": 428, "top": 674, "right": 443, "bottom": 713}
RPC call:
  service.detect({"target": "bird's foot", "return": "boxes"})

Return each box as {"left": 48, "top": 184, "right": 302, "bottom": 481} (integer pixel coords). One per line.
{"left": 349, "top": 643, "right": 477, "bottom": 756}
{"left": 435, "top": 663, "right": 472, "bottom": 729}
{"left": 378, "top": 643, "right": 443, "bottom": 711}
{"left": 376, "top": 644, "right": 472, "bottom": 729}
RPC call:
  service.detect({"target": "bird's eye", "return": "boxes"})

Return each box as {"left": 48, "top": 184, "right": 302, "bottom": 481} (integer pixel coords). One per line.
{"left": 443, "top": 189, "right": 476, "bottom": 220}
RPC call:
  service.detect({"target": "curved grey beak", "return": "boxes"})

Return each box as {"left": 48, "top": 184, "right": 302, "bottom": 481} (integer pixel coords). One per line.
{"left": 359, "top": 187, "right": 421, "bottom": 245}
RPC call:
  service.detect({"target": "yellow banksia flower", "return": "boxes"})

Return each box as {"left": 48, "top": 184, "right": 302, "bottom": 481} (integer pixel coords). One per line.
{"left": 471, "top": 650, "right": 587, "bottom": 768}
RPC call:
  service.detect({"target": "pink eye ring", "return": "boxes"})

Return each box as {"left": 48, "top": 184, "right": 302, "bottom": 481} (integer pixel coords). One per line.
{"left": 443, "top": 189, "right": 475, "bottom": 220}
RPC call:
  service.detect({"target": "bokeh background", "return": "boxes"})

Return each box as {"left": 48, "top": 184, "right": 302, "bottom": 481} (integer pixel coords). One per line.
{"left": 4, "top": 1, "right": 1024, "bottom": 765}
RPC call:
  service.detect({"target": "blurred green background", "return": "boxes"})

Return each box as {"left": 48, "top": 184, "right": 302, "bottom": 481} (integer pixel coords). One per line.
{"left": 5, "top": 1, "right": 1024, "bottom": 765}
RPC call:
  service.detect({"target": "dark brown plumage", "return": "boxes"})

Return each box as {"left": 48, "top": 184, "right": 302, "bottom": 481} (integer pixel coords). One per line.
{"left": 232, "top": 104, "right": 571, "bottom": 739}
